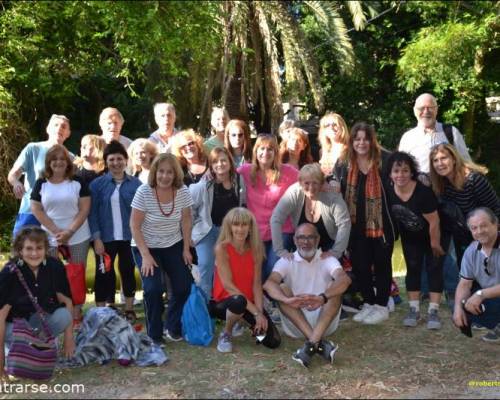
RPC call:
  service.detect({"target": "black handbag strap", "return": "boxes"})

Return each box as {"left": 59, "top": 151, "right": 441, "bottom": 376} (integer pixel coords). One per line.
{"left": 10, "top": 262, "right": 54, "bottom": 339}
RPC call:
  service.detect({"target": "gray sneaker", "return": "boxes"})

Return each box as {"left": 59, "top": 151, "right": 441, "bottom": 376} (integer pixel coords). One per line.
{"left": 403, "top": 307, "right": 420, "bottom": 327}
{"left": 482, "top": 324, "right": 500, "bottom": 343}
{"left": 217, "top": 331, "right": 233, "bottom": 353}
{"left": 316, "top": 340, "right": 339, "bottom": 364}
{"left": 426, "top": 309, "right": 442, "bottom": 330}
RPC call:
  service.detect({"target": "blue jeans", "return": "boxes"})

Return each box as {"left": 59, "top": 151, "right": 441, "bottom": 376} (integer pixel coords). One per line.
{"left": 195, "top": 225, "right": 220, "bottom": 300}
{"left": 138, "top": 241, "right": 193, "bottom": 341}
{"left": 470, "top": 297, "right": 500, "bottom": 330}
{"left": 5, "top": 307, "right": 72, "bottom": 346}
{"left": 12, "top": 213, "right": 40, "bottom": 237}
{"left": 262, "top": 233, "right": 294, "bottom": 283}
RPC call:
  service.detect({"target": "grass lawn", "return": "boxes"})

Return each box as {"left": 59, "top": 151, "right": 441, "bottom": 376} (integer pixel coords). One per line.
{"left": 1, "top": 242, "right": 498, "bottom": 399}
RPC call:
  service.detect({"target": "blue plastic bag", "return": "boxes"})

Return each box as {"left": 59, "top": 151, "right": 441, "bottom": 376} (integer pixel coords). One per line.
{"left": 181, "top": 283, "right": 214, "bottom": 346}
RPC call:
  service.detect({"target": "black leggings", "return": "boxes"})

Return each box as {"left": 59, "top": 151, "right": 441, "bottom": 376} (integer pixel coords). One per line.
{"left": 401, "top": 237, "right": 444, "bottom": 293}
{"left": 350, "top": 236, "right": 393, "bottom": 306}
{"left": 209, "top": 295, "right": 281, "bottom": 349}
{"left": 94, "top": 240, "right": 136, "bottom": 303}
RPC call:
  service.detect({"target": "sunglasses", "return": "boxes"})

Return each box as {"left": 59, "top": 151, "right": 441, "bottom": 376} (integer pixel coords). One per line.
{"left": 180, "top": 141, "right": 195, "bottom": 151}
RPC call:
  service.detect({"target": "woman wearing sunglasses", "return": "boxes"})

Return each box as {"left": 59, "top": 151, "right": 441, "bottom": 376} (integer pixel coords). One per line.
{"left": 171, "top": 129, "right": 209, "bottom": 186}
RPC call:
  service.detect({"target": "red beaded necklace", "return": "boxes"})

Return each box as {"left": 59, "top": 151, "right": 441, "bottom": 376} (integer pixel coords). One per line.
{"left": 155, "top": 187, "right": 175, "bottom": 217}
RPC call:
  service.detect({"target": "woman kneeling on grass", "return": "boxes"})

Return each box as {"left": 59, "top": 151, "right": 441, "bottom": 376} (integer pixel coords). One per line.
{"left": 0, "top": 227, "right": 74, "bottom": 377}
{"left": 211, "top": 207, "right": 281, "bottom": 353}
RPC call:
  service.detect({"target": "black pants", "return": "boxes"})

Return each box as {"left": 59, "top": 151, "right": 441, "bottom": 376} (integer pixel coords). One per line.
{"left": 209, "top": 295, "right": 281, "bottom": 349}
{"left": 94, "top": 240, "right": 136, "bottom": 303}
{"left": 401, "top": 237, "right": 444, "bottom": 293}
{"left": 350, "top": 236, "right": 393, "bottom": 306}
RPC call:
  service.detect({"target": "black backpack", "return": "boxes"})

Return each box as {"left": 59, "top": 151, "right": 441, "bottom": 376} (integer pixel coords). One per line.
{"left": 442, "top": 123, "right": 454, "bottom": 145}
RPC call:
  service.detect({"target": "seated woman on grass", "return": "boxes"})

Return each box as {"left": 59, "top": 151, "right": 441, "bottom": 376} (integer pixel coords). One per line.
{"left": 211, "top": 207, "right": 281, "bottom": 353}
{"left": 0, "top": 227, "right": 74, "bottom": 377}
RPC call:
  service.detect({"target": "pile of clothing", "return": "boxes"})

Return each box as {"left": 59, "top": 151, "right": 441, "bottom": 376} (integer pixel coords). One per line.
{"left": 67, "top": 307, "right": 167, "bottom": 367}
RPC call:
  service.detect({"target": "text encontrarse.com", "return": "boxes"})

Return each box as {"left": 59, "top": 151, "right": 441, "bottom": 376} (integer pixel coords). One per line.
{"left": 0, "top": 382, "right": 84, "bottom": 394}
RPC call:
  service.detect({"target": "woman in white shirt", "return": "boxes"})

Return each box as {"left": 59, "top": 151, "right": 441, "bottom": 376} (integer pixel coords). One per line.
{"left": 130, "top": 153, "right": 194, "bottom": 346}
{"left": 30, "top": 144, "right": 91, "bottom": 322}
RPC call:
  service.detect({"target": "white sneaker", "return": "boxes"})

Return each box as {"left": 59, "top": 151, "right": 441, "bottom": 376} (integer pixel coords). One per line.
{"left": 363, "top": 304, "right": 389, "bottom": 325}
{"left": 353, "top": 304, "right": 373, "bottom": 322}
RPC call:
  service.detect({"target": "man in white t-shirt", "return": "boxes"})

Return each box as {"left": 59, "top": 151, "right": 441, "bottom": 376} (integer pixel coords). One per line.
{"left": 263, "top": 223, "right": 351, "bottom": 368}
{"left": 99, "top": 107, "right": 132, "bottom": 150}
{"left": 399, "top": 93, "right": 471, "bottom": 174}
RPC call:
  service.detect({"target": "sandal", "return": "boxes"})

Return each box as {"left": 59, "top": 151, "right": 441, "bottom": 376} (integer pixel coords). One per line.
{"left": 124, "top": 310, "right": 137, "bottom": 324}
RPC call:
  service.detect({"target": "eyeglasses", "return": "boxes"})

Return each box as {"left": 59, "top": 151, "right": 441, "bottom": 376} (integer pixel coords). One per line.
{"left": 484, "top": 257, "right": 491, "bottom": 276}
{"left": 416, "top": 106, "right": 437, "bottom": 112}
{"left": 180, "top": 141, "right": 195, "bottom": 151}
{"left": 295, "top": 235, "right": 318, "bottom": 242}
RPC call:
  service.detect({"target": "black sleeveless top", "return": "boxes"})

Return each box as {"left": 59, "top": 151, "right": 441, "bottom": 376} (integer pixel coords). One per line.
{"left": 298, "top": 203, "right": 332, "bottom": 251}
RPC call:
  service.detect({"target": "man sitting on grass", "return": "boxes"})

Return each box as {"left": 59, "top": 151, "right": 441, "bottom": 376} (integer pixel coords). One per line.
{"left": 263, "top": 223, "right": 351, "bottom": 367}
{"left": 453, "top": 207, "right": 500, "bottom": 343}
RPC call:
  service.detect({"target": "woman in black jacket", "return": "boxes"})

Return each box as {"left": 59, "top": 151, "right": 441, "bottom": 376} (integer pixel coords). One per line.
{"left": 335, "top": 122, "right": 396, "bottom": 325}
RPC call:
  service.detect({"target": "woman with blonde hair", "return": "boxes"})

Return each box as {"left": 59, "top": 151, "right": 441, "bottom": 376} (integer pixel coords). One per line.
{"left": 224, "top": 119, "right": 252, "bottom": 167}
{"left": 211, "top": 207, "right": 281, "bottom": 353}
{"left": 318, "top": 113, "right": 349, "bottom": 186}
{"left": 128, "top": 138, "right": 159, "bottom": 183}
{"left": 204, "top": 107, "right": 229, "bottom": 153}
{"left": 279, "top": 127, "right": 313, "bottom": 170}
{"left": 237, "top": 134, "right": 298, "bottom": 280}
{"left": 171, "top": 129, "right": 209, "bottom": 186}
{"left": 429, "top": 142, "right": 500, "bottom": 264}
{"left": 130, "top": 153, "right": 194, "bottom": 345}
{"left": 74, "top": 134, "right": 106, "bottom": 186}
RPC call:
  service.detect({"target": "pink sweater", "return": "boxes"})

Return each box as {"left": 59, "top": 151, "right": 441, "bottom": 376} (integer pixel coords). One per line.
{"left": 238, "top": 163, "right": 298, "bottom": 241}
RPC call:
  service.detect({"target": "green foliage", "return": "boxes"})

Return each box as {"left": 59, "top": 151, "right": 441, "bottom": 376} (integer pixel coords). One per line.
{"left": 397, "top": 18, "right": 498, "bottom": 124}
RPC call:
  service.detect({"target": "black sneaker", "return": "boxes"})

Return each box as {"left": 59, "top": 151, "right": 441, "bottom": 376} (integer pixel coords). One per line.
{"left": 316, "top": 339, "right": 339, "bottom": 364}
{"left": 292, "top": 341, "right": 316, "bottom": 368}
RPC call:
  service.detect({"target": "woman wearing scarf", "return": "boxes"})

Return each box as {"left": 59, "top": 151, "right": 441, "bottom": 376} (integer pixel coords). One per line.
{"left": 335, "top": 122, "right": 397, "bottom": 325}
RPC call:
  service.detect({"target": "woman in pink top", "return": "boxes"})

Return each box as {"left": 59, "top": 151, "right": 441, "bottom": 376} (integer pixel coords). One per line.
{"left": 237, "top": 134, "right": 298, "bottom": 280}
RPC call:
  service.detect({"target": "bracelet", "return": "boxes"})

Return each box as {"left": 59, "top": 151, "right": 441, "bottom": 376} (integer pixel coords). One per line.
{"left": 319, "top": 293, "right": 329, "bottom": 304}
{"left": 253, "top": 311, "right": 261, "bottom": 317}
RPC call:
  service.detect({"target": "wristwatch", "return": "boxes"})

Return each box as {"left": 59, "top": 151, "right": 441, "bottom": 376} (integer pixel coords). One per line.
{"left": 475, "top": 290, "right": 483, "bottom": 298}
{"left": 319, "top": 293, "right": 329, "bottom": 304}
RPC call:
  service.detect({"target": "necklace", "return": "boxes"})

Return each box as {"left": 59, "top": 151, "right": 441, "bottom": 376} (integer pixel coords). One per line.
{"left": 155, "top": 187, "right": 175, "bottom": 217}
{"left": 309, "top": 198, "right": 317, "bottom": 217}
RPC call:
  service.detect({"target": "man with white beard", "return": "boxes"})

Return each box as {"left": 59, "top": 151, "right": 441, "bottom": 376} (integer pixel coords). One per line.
{"left": 264, "top": 223, "right": 351, "bottom": 368}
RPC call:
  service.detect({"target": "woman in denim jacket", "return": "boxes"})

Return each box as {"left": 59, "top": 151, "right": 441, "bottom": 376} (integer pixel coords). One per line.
{"left": 89, "top": 141, "right": 141, "bottom": 322}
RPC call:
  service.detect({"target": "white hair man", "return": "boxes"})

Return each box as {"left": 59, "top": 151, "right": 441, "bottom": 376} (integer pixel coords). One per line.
{"left": 399, "top": 93, "right": 471, "bottom": 174}
{"left": 149, "top": 103, "right": 177, "bottom": 153}
{"left": 263, "top": 223, "right": 351, "bottom": 367}
{"left": 99, "top": 107, "right": 132, "bottom": 150}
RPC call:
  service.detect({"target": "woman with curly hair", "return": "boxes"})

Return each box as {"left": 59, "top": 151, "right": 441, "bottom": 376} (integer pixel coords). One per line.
{"left": 171, "top": 129, "right": 209, "bottom": 186}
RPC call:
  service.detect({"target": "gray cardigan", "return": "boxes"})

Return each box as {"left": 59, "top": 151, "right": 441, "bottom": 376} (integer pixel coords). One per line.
{"left": 189, "top": 175, "right": 246, "bottom": 245}
{"left": 270, "top": 182, "right": 351, "bottom": 258}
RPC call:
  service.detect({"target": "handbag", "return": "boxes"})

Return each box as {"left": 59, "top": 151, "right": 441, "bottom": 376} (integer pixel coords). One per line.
{"left": 181, "top": 283, "right": 214, "bottom": 347}
{"left": 6, "top": 263, "right": 57, "bottom": 380}
{"left": 58, "top": 245, "right": 86, "bottom": 305}
{"left": 437, "top": 199, "right": 470, "bottom": 243}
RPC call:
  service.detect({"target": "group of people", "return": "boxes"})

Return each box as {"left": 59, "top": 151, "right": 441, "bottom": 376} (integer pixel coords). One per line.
{"left": 1, "top": 92, "right": 499, "bottom": 374}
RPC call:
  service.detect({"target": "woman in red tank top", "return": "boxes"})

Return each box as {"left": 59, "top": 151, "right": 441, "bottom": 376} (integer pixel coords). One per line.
{"left": 211, "top": 207, "right": 281, "bottom": 353}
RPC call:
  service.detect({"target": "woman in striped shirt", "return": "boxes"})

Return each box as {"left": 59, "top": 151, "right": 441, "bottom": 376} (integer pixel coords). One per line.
{"left": 130, "top": 153, "right": 194, "bottom": 346}
{"left": 429, "top": 142, "right": 500, "bottom": 264}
